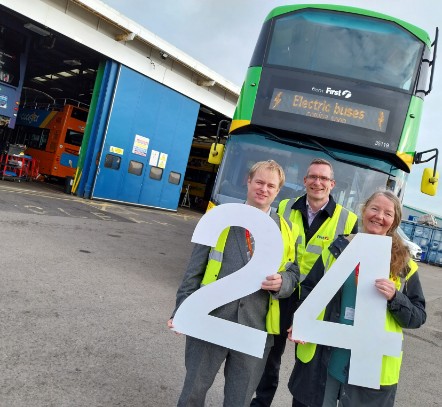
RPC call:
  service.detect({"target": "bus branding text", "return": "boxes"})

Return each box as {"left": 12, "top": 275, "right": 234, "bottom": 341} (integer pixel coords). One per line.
{"left": 270, "top": 88, "right": 390, "bottom": 133}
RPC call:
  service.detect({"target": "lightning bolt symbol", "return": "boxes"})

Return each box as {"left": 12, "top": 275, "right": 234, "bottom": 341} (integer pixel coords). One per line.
{"left": 272, "top": 92, "right": 283, "bottom": 109}
{"left": 378, "top": 111, "right": 385, "bottom": 130}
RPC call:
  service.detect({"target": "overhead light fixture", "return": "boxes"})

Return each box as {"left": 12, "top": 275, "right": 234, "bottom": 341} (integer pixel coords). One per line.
{"left": 24, "top": 22, "right": 51, "bottom": 36}
{"left": 200, "top": 107, "right": 215, "bottom": 115}
{"left": 57, "top": 71, "right": 74, "bottom": 77}
{"left": 159, "top": 51, "right": 168, "bottom": 60}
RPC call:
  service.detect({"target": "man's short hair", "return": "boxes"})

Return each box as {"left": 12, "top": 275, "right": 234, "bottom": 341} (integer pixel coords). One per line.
{"left": 248, "top": 160, "right": 285, "bottom": 188}
{"left": 306, "top": 158, "right": 334, "bottom": 180}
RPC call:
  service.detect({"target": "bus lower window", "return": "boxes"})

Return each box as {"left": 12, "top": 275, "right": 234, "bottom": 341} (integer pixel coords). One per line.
{"left": 104, "top": 154, "right": 121, "bottom": 170}
{"left": 128, "top": 160, "right": 143, "bottom": 176}
{"left": 15, "top": 126, "right": 49, "bottom": 150}
{"left": 149, "top": 167, "right": 163, "bottom": 180}
{"left": 169, "top": 171, "right": 181, "bottom": 185}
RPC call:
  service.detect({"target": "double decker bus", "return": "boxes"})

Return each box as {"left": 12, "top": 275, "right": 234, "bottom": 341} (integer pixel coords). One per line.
{"left": 12, "top": 102, "right": 88, "bottom": 180}
{"left": 209, "top": 5, "right": 439, "bottom": 212}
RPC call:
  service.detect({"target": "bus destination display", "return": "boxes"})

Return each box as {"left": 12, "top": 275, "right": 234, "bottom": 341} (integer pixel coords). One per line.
{"left": 269, "top": 88, "right": 390, "bottom": 133}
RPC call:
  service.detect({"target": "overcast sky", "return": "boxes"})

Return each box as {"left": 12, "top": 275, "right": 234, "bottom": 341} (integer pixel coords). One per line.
{"left": 101, "top": 0, "right": 441, "bottom": 215}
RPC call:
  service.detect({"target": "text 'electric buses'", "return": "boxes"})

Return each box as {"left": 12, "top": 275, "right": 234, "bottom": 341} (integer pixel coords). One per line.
{"left": 209, "top": 5, "right": 439, "bottom": 212}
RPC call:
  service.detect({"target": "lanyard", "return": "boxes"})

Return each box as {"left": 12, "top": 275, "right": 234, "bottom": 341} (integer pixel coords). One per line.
{"left": 245, "top": 229, "right": 253, "bottom": 256}
{"left": 355, "top": 262, "right": 360, "bottom": 286}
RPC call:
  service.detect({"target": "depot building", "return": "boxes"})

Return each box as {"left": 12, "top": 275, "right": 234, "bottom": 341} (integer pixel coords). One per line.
{"left": 0, "top": 0, "right": 239, "bottom": 211}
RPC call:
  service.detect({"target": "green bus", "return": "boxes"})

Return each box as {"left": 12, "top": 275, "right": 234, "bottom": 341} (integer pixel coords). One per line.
{"left": 208, "top": 5, "right": 439, "bottom": 211}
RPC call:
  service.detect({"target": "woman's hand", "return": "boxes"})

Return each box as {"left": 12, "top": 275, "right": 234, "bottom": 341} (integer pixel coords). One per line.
{"left": 375, "top": 278, "right": 397, "bottom": 301}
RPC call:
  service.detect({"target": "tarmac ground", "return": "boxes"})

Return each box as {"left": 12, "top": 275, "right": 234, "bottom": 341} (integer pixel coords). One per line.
{"left": 0, "top": 179, "right": 441, "bottom": 406}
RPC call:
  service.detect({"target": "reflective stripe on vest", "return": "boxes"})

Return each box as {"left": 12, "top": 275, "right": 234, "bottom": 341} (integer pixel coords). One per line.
{"left": 267, "top": 216, "right": 297, "bottom": 335}
{"left": 296, "top": 253, "right": 418, "bottom": 386}
{"left": 200, "top": 217, "right": 298, "bottom": 335}
{"left": 208, "top": 249, "right": 223, "bottom": 263}
{"left": 279, "top": 198, "right": 358, "bottom": 282}
{"left": 201, "top": 227, "right": 230, "bottom": 286}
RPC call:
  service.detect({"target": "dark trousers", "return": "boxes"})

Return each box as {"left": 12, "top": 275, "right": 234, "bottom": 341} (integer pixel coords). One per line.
{"left": 251, "top": 293, "right": 299, "bottom": 406}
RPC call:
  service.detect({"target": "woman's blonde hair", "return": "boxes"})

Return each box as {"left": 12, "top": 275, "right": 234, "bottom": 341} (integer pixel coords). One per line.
{"left": 361, "top": 190, "right": 410, "bottom": 277}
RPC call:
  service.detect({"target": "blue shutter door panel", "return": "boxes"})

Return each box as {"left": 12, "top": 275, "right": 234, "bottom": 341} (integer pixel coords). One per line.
{"left": 92, "top": 65, "right": 199, "bottom": 210}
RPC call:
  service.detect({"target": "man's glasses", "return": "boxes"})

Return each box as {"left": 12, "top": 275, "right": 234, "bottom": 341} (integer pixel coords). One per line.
{"left": 306, "top": 174, "right": 333, "bottom": 182}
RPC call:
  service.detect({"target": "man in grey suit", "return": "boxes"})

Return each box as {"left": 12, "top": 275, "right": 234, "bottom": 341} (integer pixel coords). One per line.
{"left": 168, "top": 160, "right": 300, "bottom": 407}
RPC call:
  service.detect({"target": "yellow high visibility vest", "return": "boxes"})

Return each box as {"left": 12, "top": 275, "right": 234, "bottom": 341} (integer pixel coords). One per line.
{"left": 278, "top": 198, "right": 358, "bottom": 282}
{"left": 201, "top": 215, "right": 298, "bottom": 334}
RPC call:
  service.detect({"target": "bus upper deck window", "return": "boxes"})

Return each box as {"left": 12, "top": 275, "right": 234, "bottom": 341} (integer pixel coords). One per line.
{"left": 266, "top": 10, "right": 423, "bottom": 91}
{"left": 71, "top": 108, "right": 88, "bottom": 122}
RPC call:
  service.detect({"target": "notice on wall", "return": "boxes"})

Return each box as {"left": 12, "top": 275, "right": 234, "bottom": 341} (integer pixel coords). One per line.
{"left": 132, "top": 134, "right": 150, "bottom": 157}
{"left": 149, "top": 150, "right": 159, "bottom": 166}
{"left": 158, "top": 152, "right": 168, "bottom": 169}
{"left": 110, "top": 146, "right": 124, "bottom": 155}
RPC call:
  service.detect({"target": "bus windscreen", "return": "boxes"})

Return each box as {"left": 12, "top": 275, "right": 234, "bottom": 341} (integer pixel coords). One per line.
{"left": 266, "top": 10, "right": 423, "bottom": 91}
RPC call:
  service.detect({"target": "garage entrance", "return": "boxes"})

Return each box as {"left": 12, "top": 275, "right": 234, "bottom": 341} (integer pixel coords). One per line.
{"left": 0, "top": 3, "right": 233, "bottom": 211}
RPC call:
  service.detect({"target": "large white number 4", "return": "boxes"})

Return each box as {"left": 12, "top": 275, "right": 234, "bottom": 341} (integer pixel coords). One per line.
{"left": 292, "top": 233, "right": 402, "bottom": 389}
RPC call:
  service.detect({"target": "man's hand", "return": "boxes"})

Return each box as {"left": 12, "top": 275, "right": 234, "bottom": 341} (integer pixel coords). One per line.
{"left": 261, "top": 273, "right": 282, "bottom": 292}
{"left": 287, "top": 325, "right": 306, "bottom": 344}
{"left": 167, "top": 318, "right": 182, "bottom": 335}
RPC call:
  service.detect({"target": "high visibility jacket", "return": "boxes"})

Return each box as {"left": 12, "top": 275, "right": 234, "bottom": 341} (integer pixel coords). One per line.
{"left": 297, "top": 247, "right": 419, "bottom": 386}
{"left": 200, "top": 216, "right": 298, "bottom": 334}
{"left": 278, "top": 198, "right": 358, "bottom": 282}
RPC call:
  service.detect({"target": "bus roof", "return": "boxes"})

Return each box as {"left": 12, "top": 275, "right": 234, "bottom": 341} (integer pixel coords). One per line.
{"left": 265, "top": 4, "right": 431, "bottom": 47}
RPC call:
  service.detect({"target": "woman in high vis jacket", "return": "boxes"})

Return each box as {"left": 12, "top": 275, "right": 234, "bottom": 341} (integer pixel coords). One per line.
{"left": 288, "top": 190, "right": 426, "bottom": 407}
{"left": 168, "top": 160, "right": 300, "bottom": 407}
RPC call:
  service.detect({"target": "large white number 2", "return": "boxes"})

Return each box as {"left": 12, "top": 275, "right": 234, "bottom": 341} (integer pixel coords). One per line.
{"left": 292, "top": 233, "right": 403, "bottom": 389}
{"left": 172, "top": 204, "right": 283, "bottom": 358}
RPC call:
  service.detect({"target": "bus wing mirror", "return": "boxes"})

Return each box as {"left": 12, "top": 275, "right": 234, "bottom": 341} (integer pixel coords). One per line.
{"left": 417, "top": 27, "right": 438, "bottom": 96}
{"left": 421, "top": 167, "right": 439, "bottom": 196}
{"left": 426, "top": 27, "right": 438, "bottom": 96}
{"left": 208, "top": 119, "right": 229, "bottom": 164}
{"left": 208, "top": 143, "right": 224, "bottom": 165}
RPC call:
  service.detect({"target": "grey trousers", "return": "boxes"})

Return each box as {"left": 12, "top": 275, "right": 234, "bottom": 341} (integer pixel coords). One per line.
{"left": 177, "top": 336, "right": 271, "bottom": 407}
